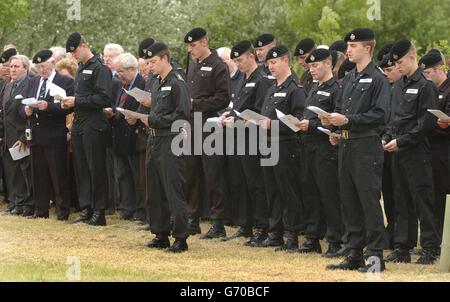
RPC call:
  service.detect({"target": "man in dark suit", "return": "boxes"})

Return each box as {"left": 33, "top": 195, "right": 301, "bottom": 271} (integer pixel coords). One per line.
{"left": 0, "top": 54, "right": 33, "bottom": 216}
{"left": 23, "top": 49, "right": 74, "bottom": 220}
{"left": 104, "top": 52, "right": 146, "bottom": 220}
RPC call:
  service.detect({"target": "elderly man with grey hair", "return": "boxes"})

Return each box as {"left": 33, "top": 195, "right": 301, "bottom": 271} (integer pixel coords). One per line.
{"left": 0, "top": 54, "right": 33, "bottom": 216}
{"left": 105, "top": 52, "right": 147, "bottom": 221}
{"left": 103, "top": 43, "right": 124, "bottom": 75}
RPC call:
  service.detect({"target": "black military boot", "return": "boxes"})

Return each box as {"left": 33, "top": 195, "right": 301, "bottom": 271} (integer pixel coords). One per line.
{"left": 385, "top": 248, "right": 411, "bottom": 263}
{"left": 322, "top": 243, "right": 342, "bottom": 258}
{"left": 297, "top": 239, "right": 322, "bottom": 254}
{"left": 326, "top": 249, "right": 365, "bottom": 271}
{"left": 10, "top": 207, "right": 23, "bottom": 216}
{"left": 261, "top": 231, "right": 284, "bottom": 248}
{"left": 278, "top": 231, "right": 298, "bottom": 252}
{"left": 221, "top": 226, "right": 253, "bottom": 242}
{"left": 87, "top": 210, "right": 106, "bottom": 226}
{"left": 165, "top": 238, "right": 188, "bottom": 253}
{"left": 200, "top": 220, "right": 226, "bottom": 239}
{"left": 358, "top": 254, "right": 386, "bottom": 273}
{"left": 244, "top": 228, "right": 268, "bottom": 247}
{"left": 147, "top": 234, "right": 170, "bottom": 249}
{"left": 188, "top": 218, "right": 201, "bottom": 235}
{"left": 416, "top": 248, "right": 439, "bottom": 265}
{"left": 71, "top": 208, "right": 92, "bottom": 224}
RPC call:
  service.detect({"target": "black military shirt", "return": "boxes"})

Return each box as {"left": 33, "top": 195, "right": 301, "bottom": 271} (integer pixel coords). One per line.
{"left": 302, "top": 77, "right": 340, "bottom": 137}
{"left": 299, "top": 69, "right": 315, "bottom": 94}
{"left": 430, "top": 77, "right": 450, "bottom": 143}
{"left": 336, "top": 62, "right": 390, "bottom": 133}
{"left": 148, "top": 70, "right": 191, "bottom": 129}
{"left": 187, "top": 52, "right": 230, "bottom": 118}
{"left": 383, "top": 68, "right": 438, "bottom": 149}
{"left": 261, "top": 74, "right": 307, "bottom": 137}
{"left": 233, "top": 66, "right": 272, "bottom": 115}
{"left": 73, "top": 54, "right": 112, "bottom": 134}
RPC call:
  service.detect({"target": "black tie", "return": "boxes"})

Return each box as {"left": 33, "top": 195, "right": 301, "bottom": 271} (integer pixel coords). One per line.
{"left": 38, "top": 79, "right": 47, "bottom": 100}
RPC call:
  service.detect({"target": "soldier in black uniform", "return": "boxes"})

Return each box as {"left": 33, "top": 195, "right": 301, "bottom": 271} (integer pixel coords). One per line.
{"left": 23, "top": 49, "right": 74, "bottom": 220}
{"left": 259, "top": 45, "right": 306, "bottom": 251}
{"left": 253, "top": 34, "right": 276, "bottom": 78}
{"left": 141, "top": 43, "right": 191, "bottom": 253}
{"left": 295, "top": 49, "right": 344, "bottom": 256}
{"left": 294, "top": 38, "right": 316, "bottom": 94}
{"left": 219, "top": 41, "right": 272, "bottom": 244}
{"left": 420, "top": 49, "right": 450, "bottom": 238}
{"left": 184, "top": 28, "right": 231, "bottom": 238}
{"left": 383, "top": 40, "right": 441, "bottom": 265}
{"left": 324, "top": 28, "right": 390, "bottom": 272}
{"left": 64, "top": 32, "right": 113, "bottom": 226}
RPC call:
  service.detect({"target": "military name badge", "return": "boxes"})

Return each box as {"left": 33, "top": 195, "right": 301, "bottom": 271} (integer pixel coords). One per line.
{"left": 359, "top": 78, "right": 372, "bottom": 83}
{"left": 82, "top": 70, "right": 93, "bottom": 74}
{"left": 245, "top": 83, "right": 256, "bottom": 88}
{"left": 274, "top": 92, "right": 287, "bottom": 97}
{"left": 200, "top": 66, "right": 212, "bottom": 72}
{"left": 161, "top": 86, "right": 172, "bottom": 91}
{"left": 406, "top": 89, "right": 418, "bottom": 94}
{"left": 317, "top": 91, "right": 331, "bottom": 97}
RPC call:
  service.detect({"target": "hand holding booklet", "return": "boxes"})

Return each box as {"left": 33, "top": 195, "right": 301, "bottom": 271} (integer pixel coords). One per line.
{"left": 116, "top": 107, "right": 149, "bottom": 120}
{"left": 125, "top": 87, "right": 152, "bottom": 105}
{"left": 9, "top": 145, "right": 30, "bottom": 161}
{"left": 21, "top": 98, "right": 39, "bottom": 108}
{"left": 48, "top": 82, "right": 68, "bottom": 101}
{"left": 275, "top": 109, "right": 301, "bottom": 132}
{"left": 317, "top": 126, "right": 340, "bottom": 138}
{"left": 307, "top": 106, "right": 331, "bottom": 117}
{"left": 427, "top": 109, "right": 450, "bottom": 121}
{"left": 235, "top": 109, "right": 266, "bottom": 125}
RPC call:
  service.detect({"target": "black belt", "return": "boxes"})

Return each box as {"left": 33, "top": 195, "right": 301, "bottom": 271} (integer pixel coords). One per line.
{"left": 340, "top": 129, "right": 379, "bottom": 140}
{"left": 149, "top": 128, "right": 179, "bottom": 137}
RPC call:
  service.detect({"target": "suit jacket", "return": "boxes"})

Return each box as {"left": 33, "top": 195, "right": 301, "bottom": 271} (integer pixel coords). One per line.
{"left": 0, "top": 75, "right": 30, "bottom": 149}
{"left": 110, "top": 73, "right": 146, "bottom": 155}
{"left": 23, "top": 72, "right": 74, "bottom": 148}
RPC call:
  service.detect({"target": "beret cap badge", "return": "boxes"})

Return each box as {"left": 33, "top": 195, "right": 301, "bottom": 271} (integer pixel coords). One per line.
{"left": 350, "top": 34, "right": 356, "bottom": 41}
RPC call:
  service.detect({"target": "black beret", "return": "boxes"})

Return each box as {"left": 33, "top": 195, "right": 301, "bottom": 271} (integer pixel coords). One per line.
{"left": 379, "top": 54, "right": 395, "bottom": 69}
{"left": 32, "top": 49, "right": 53, "bottom": 64}
{"left": 254, "top": 33, "right": 275, "bottom": 48}
{"left": 305, "top": 48, "right": 331, "bottom": 64}
{"left": 144, "top": 42, "right": 168, "bottom": 59}
{"left": 390, "top": 39, "right": 412, "bottom": 62}
{"left": 138, "top": 38, "right": 155, "bottom": 59}
{"left": 419, "top": 50, "right": 445, "bottom": 70}
{"left": 338, "top": 58, "right": 356, "bottom": 79}
{"left": 230, "top": 40, "right": 252, "bottom": 59}
{"left": 184, "top": 27, "right": 207, "bottom": 43}
{"left": 0, "top": 48, "right": 17, "bottom": 63}
{"left": 66, "top": 32, "right": 82, "bottom": 53}
{"left": 344, "top": 28, "right": 375, "bottom": 43}
{"left": 265, "top": 45, "right": 289, "bottom": 61}
{"left": 294, "top": 38, "right": 315, "bottom": 56}
{"left": 376, "top": 43, "right": 394, "bottom": 62}
{"left": 329, "top": 40, "right": 347, "bottom": 53}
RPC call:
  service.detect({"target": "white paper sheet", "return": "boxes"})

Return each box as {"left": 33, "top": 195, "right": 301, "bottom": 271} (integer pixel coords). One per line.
{"left": 9, "top": 145, "right": 30, "bottom": 161}
{"left": 275, "top": 109, "right": 301, "bottom": 132}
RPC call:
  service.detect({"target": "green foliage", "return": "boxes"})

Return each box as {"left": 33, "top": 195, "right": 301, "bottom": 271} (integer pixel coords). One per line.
{"left": 1, "top": 0, "right": 449, "bottom": 68}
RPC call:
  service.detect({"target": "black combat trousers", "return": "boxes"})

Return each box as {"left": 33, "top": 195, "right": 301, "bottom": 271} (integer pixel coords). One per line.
{"left": 147, "top": 135, "right": 188, "bottom": 239}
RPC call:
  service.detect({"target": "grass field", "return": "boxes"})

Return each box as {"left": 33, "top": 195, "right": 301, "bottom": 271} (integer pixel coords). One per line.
{"left": 0, "top": 202, "right": 449, "bottom": 282}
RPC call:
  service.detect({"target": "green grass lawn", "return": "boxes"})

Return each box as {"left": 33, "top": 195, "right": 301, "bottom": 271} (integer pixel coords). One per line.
{"left": 0, "top": 203, "right": 449, "bottom": 282}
